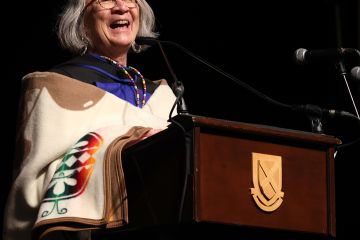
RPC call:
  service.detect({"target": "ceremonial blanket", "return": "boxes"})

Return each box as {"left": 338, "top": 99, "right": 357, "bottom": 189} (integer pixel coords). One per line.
{"left": 3, "top": 72, "right": 176, "bottom": 240}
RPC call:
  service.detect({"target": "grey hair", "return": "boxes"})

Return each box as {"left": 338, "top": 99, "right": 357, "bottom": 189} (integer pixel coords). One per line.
{"left": 57, "top": 0, "right": 158, "bottom": 55}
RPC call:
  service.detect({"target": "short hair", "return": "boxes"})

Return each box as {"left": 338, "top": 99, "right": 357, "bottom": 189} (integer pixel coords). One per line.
{"left": 57, "top": 0, "right": 158, "bottom": 54}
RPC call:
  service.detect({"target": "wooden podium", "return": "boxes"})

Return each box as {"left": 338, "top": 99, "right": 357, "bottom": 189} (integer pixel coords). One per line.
{"left": 121, "top": 115, "right": 340, "bottom": 239}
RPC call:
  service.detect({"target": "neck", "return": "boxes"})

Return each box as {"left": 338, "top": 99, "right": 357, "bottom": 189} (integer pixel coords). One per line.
{"left": 89, "top": 50, "right": 128, "bottom": 66}
{"left": 109, "top": 54, "right": 127, "bottom": 66}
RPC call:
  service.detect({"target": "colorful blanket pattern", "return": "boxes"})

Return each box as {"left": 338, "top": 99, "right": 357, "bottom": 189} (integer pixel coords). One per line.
{"left": 40, "top": 132, "right": 103, "bottom": 218}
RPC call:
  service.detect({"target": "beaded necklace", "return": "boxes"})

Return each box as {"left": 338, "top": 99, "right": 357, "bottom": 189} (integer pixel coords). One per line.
{"left": 100, "top": 55, "right": 147, "bottom": 107}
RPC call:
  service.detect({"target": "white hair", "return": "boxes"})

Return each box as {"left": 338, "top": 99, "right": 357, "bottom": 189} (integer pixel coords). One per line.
{"left": 57, "top": 0, "right": 158, "bottom": 54}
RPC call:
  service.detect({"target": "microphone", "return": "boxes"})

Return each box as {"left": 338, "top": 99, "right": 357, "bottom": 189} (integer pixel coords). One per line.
{"left": 351, "top": 66, "right": 360, "bottom": 81}
{"left": 291, "top": 104, "right": 360, "bottom": 133}
{"left": 350, "top": 66, "right": 360, "bottom": 99}
{"left": 294, "top": 48, "right": 360, "bottom": 65}
{"left": 292, "top": 104, "right": 358, "bottom": 120}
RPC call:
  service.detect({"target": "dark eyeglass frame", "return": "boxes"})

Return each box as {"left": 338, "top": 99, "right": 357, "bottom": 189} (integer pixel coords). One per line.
{"left": 84, "top": 0, "right": 138, "bottom": 11}
{"left": 97, "top": 0, "right": 138, "bottom": 9}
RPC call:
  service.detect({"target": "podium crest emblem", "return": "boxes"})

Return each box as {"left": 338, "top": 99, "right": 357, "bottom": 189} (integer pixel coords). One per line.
{"left": 250, "top": 152, "right": 284, "bottom": 212}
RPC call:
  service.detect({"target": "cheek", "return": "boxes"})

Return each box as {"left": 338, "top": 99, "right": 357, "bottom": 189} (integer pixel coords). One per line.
{"left": 84, "top": 13, "right": 96, "bottom": 34}
{"left": 85, "top": 15, "right": 106, "bottom": 39}
{"left": 134, "top": 19, "right": 140, "bottom": 34}
{"left": 132, "top": 11, "right": 140, "bottom": 32}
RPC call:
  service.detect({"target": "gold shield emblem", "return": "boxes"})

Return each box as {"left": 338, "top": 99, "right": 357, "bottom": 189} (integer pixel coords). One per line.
{"left": 250, "top": 152, "right": 284, "bottom": 212}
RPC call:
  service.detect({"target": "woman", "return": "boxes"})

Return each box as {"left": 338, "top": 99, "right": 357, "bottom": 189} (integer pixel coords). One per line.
{"left": 52, "top": 0, "right": 162, "bottom": 107}
{"left": 3, "top": 0, "right": 176, "bottom": 239}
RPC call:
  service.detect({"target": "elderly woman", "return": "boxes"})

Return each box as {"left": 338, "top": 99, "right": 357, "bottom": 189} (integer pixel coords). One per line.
{"left": 52, "top": 0, "right": 161, "bottom": 107}
{"left": 3, "top": 0, "right": 176, "bottom": 239}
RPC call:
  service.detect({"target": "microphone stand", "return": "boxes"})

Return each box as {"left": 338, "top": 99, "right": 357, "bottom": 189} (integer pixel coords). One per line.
{"left": 141, "top": 40, "right": 191, "bottom": 224}
{"left": 295, "top": 60, "right": 360, "bottom": 133}
{"left": 153, "top": 40, "right": 189, "bottom": 118}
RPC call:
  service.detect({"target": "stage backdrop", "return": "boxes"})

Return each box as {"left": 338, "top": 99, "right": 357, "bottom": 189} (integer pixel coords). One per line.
{"left": 2, "top": 1, "right": 359, "bottom": 240}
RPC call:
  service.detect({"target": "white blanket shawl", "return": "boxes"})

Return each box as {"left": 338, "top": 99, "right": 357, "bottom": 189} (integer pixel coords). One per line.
{"left": 3, "top": 72, "right": 176, "bottom": 240}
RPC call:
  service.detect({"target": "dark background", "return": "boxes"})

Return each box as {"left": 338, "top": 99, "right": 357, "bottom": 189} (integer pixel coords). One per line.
{"left": 2, "top": 0, "right": 359, "bottom": 239}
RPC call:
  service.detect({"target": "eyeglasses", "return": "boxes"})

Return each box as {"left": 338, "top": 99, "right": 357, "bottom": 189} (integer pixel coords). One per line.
{"left": 97, "top": 0, "right": 138, "bottom": 9}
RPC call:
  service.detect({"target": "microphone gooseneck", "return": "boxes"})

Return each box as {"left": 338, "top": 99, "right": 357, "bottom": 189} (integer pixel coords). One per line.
{"left": 136, "top": 37, "right": 189, "bottom": 117}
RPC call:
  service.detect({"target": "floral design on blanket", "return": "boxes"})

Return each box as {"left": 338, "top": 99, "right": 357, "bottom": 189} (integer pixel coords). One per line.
{"left": 41, "top": 132, "right": 103, "bottom": 217}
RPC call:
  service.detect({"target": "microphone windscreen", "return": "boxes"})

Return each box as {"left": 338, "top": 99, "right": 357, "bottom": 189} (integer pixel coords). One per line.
{"left": 294, "top": 48, "right": 307, "bottom": 65}
{"left": 351, "top": 66, "right": 360, "bottom": 81}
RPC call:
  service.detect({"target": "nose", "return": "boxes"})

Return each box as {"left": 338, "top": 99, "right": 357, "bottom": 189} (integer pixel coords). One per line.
{"left": 113, "top": 0, "right": 129, "bottom": 9}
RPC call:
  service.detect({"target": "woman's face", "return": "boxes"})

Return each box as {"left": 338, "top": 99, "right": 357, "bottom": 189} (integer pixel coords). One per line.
{"left": 84, "top": 0, "right": 140, "bottom": 57}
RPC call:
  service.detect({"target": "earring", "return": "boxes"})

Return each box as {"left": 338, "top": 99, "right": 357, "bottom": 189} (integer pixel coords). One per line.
{"left": 132, "top": 41, "right": 142, "bottom": 53}
{"left": 80, "top": 44, "right": 88, "bottom": 55}
{"left": 80, "top": 35, "right": 89, "bottom": 55}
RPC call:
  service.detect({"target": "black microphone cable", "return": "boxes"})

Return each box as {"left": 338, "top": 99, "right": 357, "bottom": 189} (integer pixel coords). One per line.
{"left": 137, "top": 37, "right": 291, "bottom": 111}
{"left": 136, "top": 37, "right": 360, "bottom": 147}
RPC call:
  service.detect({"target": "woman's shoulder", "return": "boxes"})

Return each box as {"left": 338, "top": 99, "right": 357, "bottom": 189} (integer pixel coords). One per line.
{"left": 22, "top": 71, "right": 68, "bottom": 82}
{"left": 20, "top": 71, "right": 107, "bottom": 108}
{"left": 47, "top": 55, "right": 97, "bottom": 83}
{"left": 48, "top": 54, "right": 118, "bottom": 85}
{"left": 21, "top": 71, "right": 99, "bottom": 90}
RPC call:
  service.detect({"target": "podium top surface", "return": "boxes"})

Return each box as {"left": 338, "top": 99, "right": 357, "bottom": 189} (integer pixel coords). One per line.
{"left": 171, "top": 114, "right": 342, "bottom": 146}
